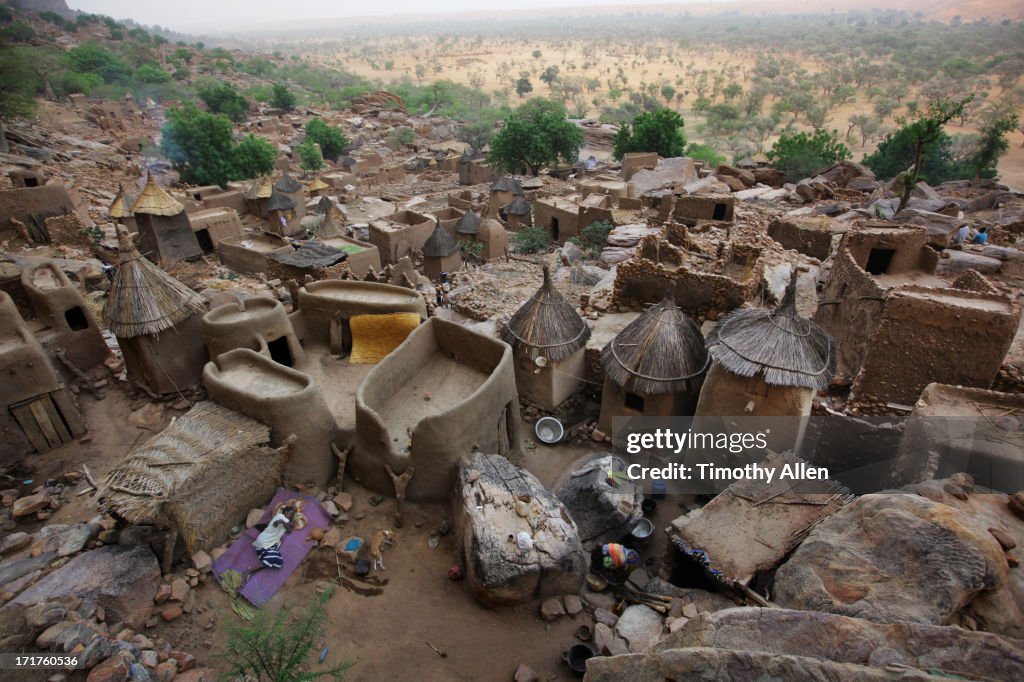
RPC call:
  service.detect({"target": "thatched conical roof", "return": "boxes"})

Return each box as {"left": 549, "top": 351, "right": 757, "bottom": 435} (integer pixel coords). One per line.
{"left": 706, "top": 272, "right": 835, "bottom": 390}
{"left": 505, "top": 197, "right": 531, "bottom": 216}
{"left": 108, "top": 185, "right": 133, "bottom": 219}
{"left": 491, "top": 176, "right": 523, "bottom": 195}
{"left": 307, "top": 177, "right": 330, "bottom": 192}
{"left": 274, "top": 172, "right": 303, "bottom": 193}
{"left": 264, "top": 188, "right": 296, "bottom": 212}
{"left": 103, "top": 227, "right": 206, "bottom": 338}
{"left": 422, "top": 222, "right": 459, "bottom": 258}
{"left": 245, "top": 176, "right": 274, "bottom": 200}
{"left": 501, "top": 265, "right": 590, "bottom": 362}
{"left": 602, "top": 297, "right": 708, "bottom": 395}
{"left": 454, "top": 211, "right": 482, "bottom": 235}
{"left": 131, "top": 174, "right": 184, "bottom": 216}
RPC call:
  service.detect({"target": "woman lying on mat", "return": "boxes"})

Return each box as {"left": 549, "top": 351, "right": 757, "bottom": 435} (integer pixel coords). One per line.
{"left": 240, "top": 504, "right": 297, "bottom": 587}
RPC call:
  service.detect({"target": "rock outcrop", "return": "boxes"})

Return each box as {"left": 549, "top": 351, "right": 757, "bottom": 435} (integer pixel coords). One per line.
{"left": 554, "top": 454, "right": 642, "bottom": 549}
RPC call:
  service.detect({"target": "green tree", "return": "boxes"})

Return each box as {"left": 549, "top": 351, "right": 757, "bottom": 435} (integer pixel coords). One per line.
{"left": 64, "top": 42, "right": 130, "bottom": 84}
{"left": 767, "top": 128, "right": 851, "bottom": 182}
{"left": 865, "top": 96, "right": 971, "bottom": 210}
{"left": 613, "top": 109, "right": 687, "bottom": 161}
{"left": 218, "top": 587, "right": 352, "bottom": 682}
{"left": 488, "top": 98, "right": 583, "bottom": 176}
{"left": 0, "top": 46, "right": 40, "bottom": 120}
{"left": 510, "top": 226, "right": 551, "bottom": 254}
{"left": 305, "top": 118, "right": 349, "bottom": 161}
{"left": 963, "top": 110, "right": 1018, "bottom": 179}
{"left": 296, "top": 140, "right": 325, "bottom": 172}
{"left": 196, "top": 80, "right": 249, "bottom": 123}
{"left": 515, "top": 77, "right": 533, "bottom": 98}
{"left": 660, "top": 84, "right": 676, "bottom": 105}
{"left": 136, "top": 63, "right": 171, "bottom": 84}
{"left": 722, "top": 82, "right": 743, "bottom": 101}
{"left": 271, "top": 82, "right": 297, "bottom": 111}
{"left": 233, "top": 134, "right": 277, "bottom": 180}
{"left": 160, "top": 105, "right": 274, "bottom": 187}
{"left": 540, "top": 65, "right": 560, "bottom": 89}
{"left": 863, "top": 126, "right": 959, "bottom": 185}
{"left": 685, "top": 142, "right": 726, "bottom": 166}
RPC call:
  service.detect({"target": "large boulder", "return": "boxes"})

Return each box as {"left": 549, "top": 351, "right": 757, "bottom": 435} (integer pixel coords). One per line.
{"left": 753, "top": 167, "right": 786, "bottom": 188}
{"left": 453, "top": 454, "right": 586, "bottom": 607}
{"left": 714, "top": 164, "right": 755, "bottom": 188}
{"left": 774, "top": 493, "right": 1007, "bottom": 626}
{"left": 658, "top": 607, "right": 1024, "bottom": 679}
{"left": 8, "top": 545, "right": 160, "bottom": 628}
{"left": 814, "top": 160, "right": 875, "bottom": 189}
{"left": 553, "top": 454, "right": 642, "bottom": 550}
{"left": 583, "top": 647, "right": 936, "bottom": 682}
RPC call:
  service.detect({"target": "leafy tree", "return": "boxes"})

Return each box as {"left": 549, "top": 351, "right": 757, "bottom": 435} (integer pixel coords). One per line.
{"left": 388, "top": 126, "right": 416, "bottom": 148}
{"left": 540, "top": 65, "right": 560, "bottom": 89}
{"left": 571, "top": 220, "right": 613, "bottom": 258}
{"left": 685, "top": 142, "right": 726, "bottom": 166}
{"left": 136, "top": 64, "right": 171, "bottom": 84}
{"left": 218, "top": 587, "right": 352, "bottom": 682}
{"left": 660, "top": 84, "right": 676, "bottom": 104}
{"left": 458, "top": 116, "right": 497, "bottom": 152}
{"left": 2, "top": 22, "right": 36, "bottom": 42}
{"left": 722, "top": 82, "right": 743, "bottom": 101}
{"left": 767, "top": 128, "right": 851, "bottom": 182}
{"left": 961, "top": 110, "right": 1017, "bottom": 179}
{"left": 488, "top": 98, "right": 583, "bottom": 175}
{"left": 0, "top": 46, "right": 39, "bottom": 119}
{"left": 160, "top": 105, "right": 274, "bottom": 187}
{"left": 863, "top": 126, "right": 959, "bottom": 184}
{"left": 271, "top": 82, "right": 296, "bottom": 111}
{"left": 296, "top": 140, "right": 325, "bottom": 172}
{"left": 196, "top": 80, "right": 249, "bottom": 123}
{"left": 612, "top": 108, "right": 687, "bottom": 160}
{"left": 532, "top": 50, "right": 542, "bottom": 60}
{"left": 305, "top": 118, "right": 349, "bottom": 161}
{"left": 704, "top": 103, "right": 742, "bottom": 135}
{"left": 160, "top": 104, "right": 236, "bottom": 186}
{"left": 515, "top": 77, "right": 533, "bottom": 98}
{"left": 865, "top": 96, "right": 971, "bottom": 209}
{"left": 64, "top": 42, "right": 130, "bottom": 84}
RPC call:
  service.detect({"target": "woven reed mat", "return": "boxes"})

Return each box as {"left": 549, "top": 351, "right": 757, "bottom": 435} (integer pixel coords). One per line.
{"left": 348, "top": 312, "right": 420, "bottom": 364}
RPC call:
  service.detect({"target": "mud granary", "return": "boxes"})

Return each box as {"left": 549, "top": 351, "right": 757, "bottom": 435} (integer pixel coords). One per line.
{"left": 814, "top": 223, "right": 1020, "bottom": 405}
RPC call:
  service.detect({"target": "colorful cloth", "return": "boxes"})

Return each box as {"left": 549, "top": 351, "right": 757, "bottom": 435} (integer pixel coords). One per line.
{"left": 602, "top": 543, "right": 640, "bottom": 569}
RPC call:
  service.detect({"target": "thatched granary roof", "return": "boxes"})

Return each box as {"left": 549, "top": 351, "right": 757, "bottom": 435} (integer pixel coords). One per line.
{"left": 455, "top": 211, "right": 482, "bottom": 235}
{"left": 264, "top": 188, "right": 296, "bottom": 212}
{"left": 602, "top": 297, "right": 708, "bottom": 395}
{"left": 422, "top": 222, "right": 459, "bottom": 258}
{"left": 307, "top": 177, "right": 330, "bottom": 192}
{"left": 501, "top": 265, "right": 590, "bottom": 362}
{"left": 706, "top": 274, "right": 835, "bottom": 390}
{"left": 103, "top": 227, "right": 207, "bottom": 338}
{"left": 245, "top": 176, "right": 274, "bottom": 200}
{"left": 108, "top": 185, "right": 133, "bottom": 219}
{"left": 505, "top": 197, "right": 531, "bottom": 216}
{"left": 491, "top": 176, "right": 523, "bottom": 195}
{"left": 274, "top": 171, "right": 303, "bottom": 193}
{"left": 131, "top": 174, "right": 184, "bottom": 216}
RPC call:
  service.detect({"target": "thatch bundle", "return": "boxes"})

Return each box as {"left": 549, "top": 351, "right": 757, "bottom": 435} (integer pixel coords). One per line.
{"left": 422, "top": 222, "right": 459, "bottom": 257}
{"left": 706, "top": 275, "right": 835, "bottom": 390}
{"left": 274, "top": 171, "right": 303, "bottom": 193}
{"left": 108, "top": 185, "right": 133, "bottom": 219}
{"left": 265, "top": 188, "right": 296, "bottom": 212}
{"left": 505, "top": 197, "right": 532, "bottom": 216}
{"left": 502, "top": 265, "right": 590, "bottom": 362}
{"left": 97, "top": 402, "right": 272, "bottom": 524}
{"left": 103, "top": 228, "right": 207, "bottom": 338}
{"left": 492, "top": 176, "right": 523, "bottom": 195}
{"left": 131, "top": 174, "right": 183, "bottom": 216}
{"left": 455, "top": 211, "right": 482, "bottom": 235}
{"left": 602, "top": 297, "right": 708, "bottom": 395}
{"left": 245, "top": 176, "right": 274, "bottom": 200}
{"left": 307, "top": 177, "right": 330, "bottom": 193}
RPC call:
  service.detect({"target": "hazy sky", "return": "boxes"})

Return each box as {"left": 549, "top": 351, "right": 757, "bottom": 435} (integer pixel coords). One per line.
{"left": 66, "top": 0, "right": 715, "bottom": 32}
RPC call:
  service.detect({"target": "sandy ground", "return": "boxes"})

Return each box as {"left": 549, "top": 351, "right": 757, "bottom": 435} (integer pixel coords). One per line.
{"left": 15, "top": 379, "right": 678, "bottom": 681}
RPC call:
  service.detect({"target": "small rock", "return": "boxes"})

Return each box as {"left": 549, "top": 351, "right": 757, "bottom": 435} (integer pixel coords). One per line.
{"left": 564, "top": 594, "right": 583, "bottom": 616}
{"left": 0, "top": 532, "right": 31, "bottom": 555}
{"left": 13, "top": 493, "right": 50, "bottom": 518}
{"left": 192, "top": 550, "right": 213, "bottom": 573}
{"left": 160, "top": 606, "right": 182, "bottom": 622}
{"left": 540, "top": 597, "right": 566, "bottom": 621}
{"left": 154, "top": 584, "right": 172, "bottom": 605}
{"left": 682, "top": 603, "right": 699, "bottom": 619}
{"left": 245, "top": 509, "right": 264, "bottom": 528}
{"left": 333, "top": 492, "right": 353, "bottom": 512}
{"left": 140, "top": 650, "right": 160, "bottom": 668}
{"left": 668, "top": 616, "right": 689, "bottom": 633}
{"left": 989, "top": 527, "right": 1017, "bottom": 551}
{"left": 513, "top": 663, "right": 539, "bottom": 682}
{"left": 153, "top": 660, "right": 177, "bottom": 682}
{"left": 169, "top": 579, "right": 189, "bottom": 603}
{"left": 943, "top": 482, "right": 968, "bottom": 500}
{"left": 323, "top": 501, "right": 339, "bottom": 517}
{"left": 86, "top": 654, "right": 131, "bottom": 682}
{"left": 590, "top": 429, "right": 606, "bottom": 442}
{"left": 320, "top": 527, "right": 342, "bottom": 548}
{"left": 593, "top": 608, "right": 618, "bottom": 627}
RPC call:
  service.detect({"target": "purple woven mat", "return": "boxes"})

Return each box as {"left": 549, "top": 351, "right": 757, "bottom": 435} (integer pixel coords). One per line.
{"left": 212, "top": 489, "right": 329, "bottom": 608}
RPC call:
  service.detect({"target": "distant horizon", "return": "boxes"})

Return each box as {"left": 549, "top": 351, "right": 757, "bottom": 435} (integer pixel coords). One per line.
{"left": 66, "top": 0, "right": 734, "bottom": 33}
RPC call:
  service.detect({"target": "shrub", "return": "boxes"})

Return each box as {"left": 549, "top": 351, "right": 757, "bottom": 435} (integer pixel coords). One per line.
{"left": 297, "top": 140, "right": 325, "bottom": 172}
{"left": 511, "top": 226, "right": 551, "bottom": 254}
{"left": 766, "top": 129, "right": 851, "bottom": 182}
{"left": 613, "top": 109, "right": 686, "bottom": 160}
{"left": 196, "top": 80, "right": 249, "bottom": 123}
{"left": 305, "top": 118, "right": 349, "bottom": 161}
{"left": 575, "top": 220, "right": 613, "bottom": 258}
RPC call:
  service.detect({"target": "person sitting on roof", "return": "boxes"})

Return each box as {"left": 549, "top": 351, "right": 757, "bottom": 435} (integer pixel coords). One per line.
{"left": 973, "top": 227, "right": 988, "bottom": 245}
{"left": 240, "top": 504, "right": 296, "bottom": 586}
